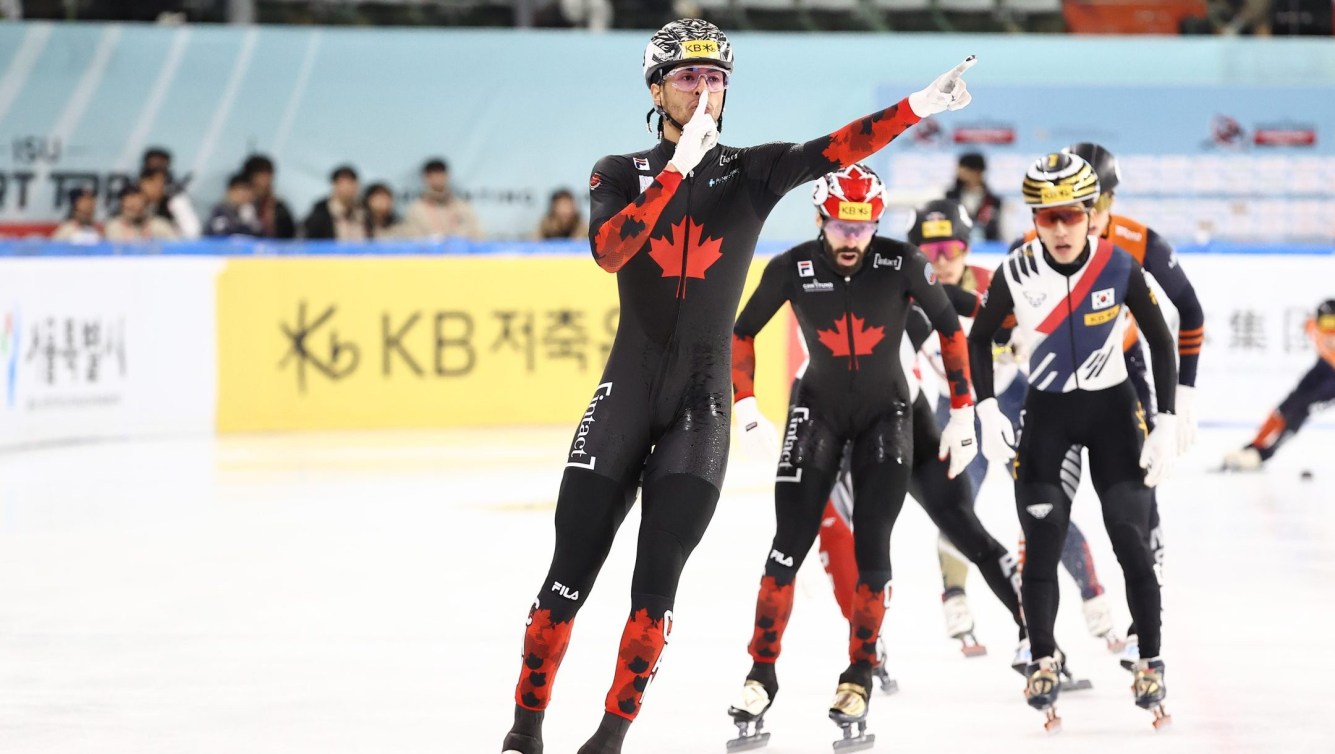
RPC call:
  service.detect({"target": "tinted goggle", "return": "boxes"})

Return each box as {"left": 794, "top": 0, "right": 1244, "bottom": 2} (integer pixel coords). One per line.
{"left": 663, "top": 65, "right": 731, "bottom": 93}
{"left": 825, "top": 220, "right": 877, "bottom": 241}
{"left": 919, "top": 240, "right": 968, "bottom": 262}
{"left": 1033, "top": 207, "right": 1088, "bottom": 228}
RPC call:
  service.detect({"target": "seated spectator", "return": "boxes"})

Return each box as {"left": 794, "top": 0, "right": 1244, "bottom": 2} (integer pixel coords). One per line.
{"left": 104, "top": 185, "right": 179, "bottom": 242}
{"left": 242, "top": 154, "right": 296, "bottom": 239}
{"left": 140, "top": 147, "right": 202, "bottom": 238}
{"left": 364, "top": 183, "right": 406, "bottom": 240}
{"left": 303, "top": 165, "right": 366, "bottom": 241}
{"left": 533, "top": 188, "right": 587, "bottom": 240}
{"left": 206, "top": 174, "right": 262, "bottom": 237}
{"left": 403, "top": 158, "right": 482, "bottom": 240}
{"left": 51, "top": 187, "right": 102, "bottom": 244}
{"left": 945, "top": 152, "right": 1003, "bottom": 242}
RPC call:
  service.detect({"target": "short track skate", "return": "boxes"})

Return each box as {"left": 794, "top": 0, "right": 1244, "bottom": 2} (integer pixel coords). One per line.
{"left": 726, "top": 679, "right": 774, "bottom": 751}
{"left": 829, "top": 682, "right": 875, "bottom": 752}
{"left": 956, "top": 631, "right": 987, "bottom": 658}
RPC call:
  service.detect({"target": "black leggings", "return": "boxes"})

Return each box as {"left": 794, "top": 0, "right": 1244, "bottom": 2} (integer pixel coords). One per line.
{"left": 1014, "top": 381, "right": 1161, "bottom": 661}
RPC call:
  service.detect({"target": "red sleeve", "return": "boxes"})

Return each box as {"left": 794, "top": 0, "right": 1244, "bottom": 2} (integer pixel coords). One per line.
{"left": 732, "top": 334, "right": 757, "bottom": 400}
{"left": 818, "top": 97, "right": 921, "bottom": 167}
{"left": 937, "top": 329, "right": 973, "bottom": 409}
{"left": 590, "top": 169, "right": 682, "bottom": 273}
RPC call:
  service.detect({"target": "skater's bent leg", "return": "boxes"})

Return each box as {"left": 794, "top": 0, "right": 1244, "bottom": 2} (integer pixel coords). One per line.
{"left": 1100, "top": 481, "right": 1162, "bottom": 658}
{"left": 1060, "top": 522, "right": 1106, "bottom": 602}
{"left": 516, "top": 468, "right": 635, "bottom": 710}
{"left": 750, "top": 468, "right": 836, "bottom": 664}
{"left": 1017, "top": 482, "right": 1071, "bottom": 660}
{"left": 818, "top": 491, "right": 858, "bottom": 623}
{"left": 604, "top": 473, "right": 720, "bottom": 720}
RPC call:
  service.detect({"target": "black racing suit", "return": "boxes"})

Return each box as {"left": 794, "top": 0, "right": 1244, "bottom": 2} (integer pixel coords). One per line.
{"left": 509, "top": 97, "right": 925, "bottom": 738}
{"left": 732, "top": 237, "right": 971, "bottom": 690}
{"left": 969, "top": 239, "right": 1178, "bottom": 666}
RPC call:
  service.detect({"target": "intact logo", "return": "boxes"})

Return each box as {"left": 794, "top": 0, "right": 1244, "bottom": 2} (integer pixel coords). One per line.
{"left": 633, "top": 157, "right": 650, "bottom": 171}
{"left": 797, "top": 260, "right": 814, "bottom": 277}
{"left": 1091, "top": 288, "right": 1116, "bottom": 311}
{"left": 1026, "top": 504, "right": 1054, "bottom": 520}
{"left": 567, "top": 382, "right": 612, "bottom": 470}
{"left": 872, "top": 254, "right": 901, "bottom": 270}
{"left": 1023, "top": 291, "right": 1047, "bottom": 308}
{"left": 776, "top": 406, "right": 808, "bottom": 483}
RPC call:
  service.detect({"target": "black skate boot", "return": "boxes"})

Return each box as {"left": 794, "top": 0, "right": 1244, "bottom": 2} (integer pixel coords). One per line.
{"left": 500, "top": 706, "right": 543, "bottom": 754}
{"left": 830, "top": 666, "right": 875, "bottom": 752}
{"left": 727, "top": 662, "right": 777, "bottom": 751}
{"left": 576, "top": 711, "right": 631, "bottom": 754}
{"left": 1132, "top": 657, "right": 1172, "bottom": 730}
{"left": 1024, "top": 656, "right": 1063, "bottom": 734}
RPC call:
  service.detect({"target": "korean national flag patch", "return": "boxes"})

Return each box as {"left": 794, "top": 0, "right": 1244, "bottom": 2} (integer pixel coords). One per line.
{"left": 1091, "top": 287, "right": 1115, "bottom": 311}
{"left": 797, "top": 260, "right": 814, "bottom": 277}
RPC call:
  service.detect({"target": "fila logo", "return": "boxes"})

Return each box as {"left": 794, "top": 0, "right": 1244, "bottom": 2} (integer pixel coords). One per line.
{"left": 769, "top": 549, "right": 794, "bottom": 567}
{"left": 633, "top": 156, "right": 650, "bottom": 171}
{"left": 1091, "top": 288, "right": 1116, "bottom": 310}
{"left": 797, "top": 260, "right": 814, "bottom": 277}
{"left": 1023, "top": 291, "right": 1047, "bottom": 307}
{"left": 872, "top": 253, "right": 901, "bottom": 270}
{"left": 1026, "top": 504, "right": 1054, "bottom": 520}
{"left": 551, "top": 581, "right": 581, "bottom": 600}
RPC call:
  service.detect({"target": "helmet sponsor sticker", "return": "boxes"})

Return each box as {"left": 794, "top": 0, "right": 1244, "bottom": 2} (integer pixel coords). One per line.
{"left": 837, "top": 202, "right": 872, "bottom": 221}
{"left": 921, "top": 219, "right": 953, "bottom": 239}
{"left": 1039, "top": 185, "right": 1075, "bottom": 205}
{"left": 682, "top": 39, "right": 720, "bottom": 58}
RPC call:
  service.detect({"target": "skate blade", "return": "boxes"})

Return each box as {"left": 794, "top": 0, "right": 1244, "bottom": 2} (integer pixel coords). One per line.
{"left": 960, "top": 643, "right": 988, "bottom": 658}
{"left": 726, "top": 732, "right": 771, "bottom": 751}
{"left": 1061, "top": 678, "right": 1093, "bottom": 692}
{"left": 1104, "top": 635, "right": 1127, "bottom": 653}
{"left": 832, "top": 732, "right": 875, "bottom": 752}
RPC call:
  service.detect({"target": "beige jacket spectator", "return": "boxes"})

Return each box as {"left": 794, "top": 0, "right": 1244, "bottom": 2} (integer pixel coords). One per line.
{"left": 51, "top": 187, "right": 102, "bottom": 244}
{"left": 403, "top": 158, "right": 483, "bottom": 240}
{"left": 105, "top": 186, "right": 179, "bottom": 242}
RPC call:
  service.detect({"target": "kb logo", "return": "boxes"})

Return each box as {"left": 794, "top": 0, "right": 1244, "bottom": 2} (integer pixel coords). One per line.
{"left": 279, "top": 301, "right": 360, "bottom": 392}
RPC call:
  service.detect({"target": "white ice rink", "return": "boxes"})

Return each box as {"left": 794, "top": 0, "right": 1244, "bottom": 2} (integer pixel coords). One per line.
{"left": 1, "top": 426, "right": 1332, "bottom": 754}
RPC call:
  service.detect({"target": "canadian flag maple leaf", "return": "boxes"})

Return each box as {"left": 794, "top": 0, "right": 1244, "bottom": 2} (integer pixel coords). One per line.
{"left": 817, "top": 315, "right": 885, "bottom": 360}
{"left": 647, "top": 218, "right": 724, "bottom": 299}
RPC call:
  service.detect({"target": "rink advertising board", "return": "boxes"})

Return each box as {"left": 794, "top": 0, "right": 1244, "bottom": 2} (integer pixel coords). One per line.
{"left": 0, "top": 257, "right": 222, "bottom": 447}
{"left": 215, "top": 256, "right": 792, "bottom": 432}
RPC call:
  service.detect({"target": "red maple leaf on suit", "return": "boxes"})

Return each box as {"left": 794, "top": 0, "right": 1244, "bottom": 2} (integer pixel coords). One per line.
{"left": 647, "top": 218, "right": 724, "bottom": 299}
{"left": 817, "top": 315, "right": 885, "bottom": 358}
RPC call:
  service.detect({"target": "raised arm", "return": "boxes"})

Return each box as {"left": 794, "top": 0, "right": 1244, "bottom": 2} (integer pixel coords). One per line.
{"left": 587, "top": 156, "right": 683, "bottom": 273}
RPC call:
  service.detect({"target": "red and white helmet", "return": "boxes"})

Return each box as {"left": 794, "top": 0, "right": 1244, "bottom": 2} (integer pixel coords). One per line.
{"left": 812, "top": 163, "right": 887, "bottom": 222}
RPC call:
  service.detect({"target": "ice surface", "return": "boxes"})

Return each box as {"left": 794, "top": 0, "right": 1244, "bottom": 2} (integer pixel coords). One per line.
{"left": 1, "top": 427, "right": 1331, "bottom": 753}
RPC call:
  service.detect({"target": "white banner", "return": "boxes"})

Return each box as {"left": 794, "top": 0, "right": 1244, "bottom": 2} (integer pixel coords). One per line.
{"left": 0, "top": 257, "right": 222, "bottom": 447}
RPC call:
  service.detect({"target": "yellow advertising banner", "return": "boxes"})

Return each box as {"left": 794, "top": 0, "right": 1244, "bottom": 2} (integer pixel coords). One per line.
{"left": 216, "top": 255, "right": 792, "bottom": 432}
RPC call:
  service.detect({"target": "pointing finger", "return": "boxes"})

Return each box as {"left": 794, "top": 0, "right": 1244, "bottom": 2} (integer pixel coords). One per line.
{"left": 940, "top": 55, "right": 977, "bottom": 90}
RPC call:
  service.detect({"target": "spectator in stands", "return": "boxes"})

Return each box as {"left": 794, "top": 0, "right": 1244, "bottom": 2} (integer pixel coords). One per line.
{"left": 206, "top": 174, "right": 263, "bottom": 237}
{"left": 363, "top": 182, "right": 406, "bottom": 239}
{"left": 51, "top": 187, "right": 102, "bottom": 244}
{"left": 140, "top": 147, "right": 202, "bottom": 238}
{"left": 303, "top": 165, "right": 366, "bottom": 241}
{"left": 533, "top": 188, "right": 587, "bottom": 240}
{"left": 242, "top": 154, "right": 296, "bottom": 239}
{"left": 403, "top": 158, "right": 482, "bottom": 240}
{"left": 105, "top": 185, "right": 178, "bottom": 242}
{"left": 945, "top": 152, "right": 1003, "bottom": 242}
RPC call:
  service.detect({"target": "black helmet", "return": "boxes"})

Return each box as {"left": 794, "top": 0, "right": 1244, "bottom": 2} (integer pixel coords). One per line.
{"left": 1063, "top": 142, "right": 1120, "bottom": 195}
{"left": 906, "top": 199, "right": 973, "bottom": 247}
{"left": 1317, "top": 299, "right": 1335, "bottom": 332}
{"left": 643, "top": 18, "right": 733, "bottom": 86}
{"left": 1022, "top": 152, "right": 1100, "bottom": 209}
